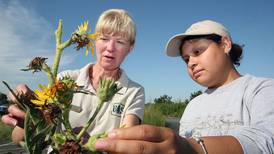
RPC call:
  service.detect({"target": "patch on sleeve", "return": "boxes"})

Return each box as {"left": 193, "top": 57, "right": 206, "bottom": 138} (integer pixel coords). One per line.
{"left": 70, "top": 105, "right": 82, "bottom": 113}
{"left": 111, "top": 103, "right": 125, "bottom": 117}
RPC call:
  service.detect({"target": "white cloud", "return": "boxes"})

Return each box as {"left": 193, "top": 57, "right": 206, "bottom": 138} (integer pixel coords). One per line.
{"left": 0, "top": 1, "right": 76, "bottom": 93}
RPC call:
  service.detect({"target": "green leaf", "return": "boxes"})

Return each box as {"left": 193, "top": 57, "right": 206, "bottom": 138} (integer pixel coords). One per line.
{"left": 24, "top": 109, "right": 32, "bottom": 153}
{"left": 52, "top": 133, "right": 67, "bottom": 145}
{"left": 32, "top": 124, "right": 54, "bottom": 143}
{"left": 83, "top": 132, "right": 107, "bottom": 152}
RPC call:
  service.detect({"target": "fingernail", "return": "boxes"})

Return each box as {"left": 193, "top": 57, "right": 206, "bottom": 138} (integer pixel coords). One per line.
{"left": 12, "top": 120, "right": 17, "bottom": 126}
{"left": 95, "top": 139, "right": 108, "bottom": 149}
{"left": 108, "top": 130, "right": 117, "bottom": 138}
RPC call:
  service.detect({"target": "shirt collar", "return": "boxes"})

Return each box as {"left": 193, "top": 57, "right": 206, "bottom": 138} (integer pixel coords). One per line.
{"left": 75, "top": 63, "right": 129, "bottom": 95}
{"left": 115, "top": 68, "right": 129, "bottom": 95}
{"left": 75, "top": 63, "right": 95, "bottom": 93}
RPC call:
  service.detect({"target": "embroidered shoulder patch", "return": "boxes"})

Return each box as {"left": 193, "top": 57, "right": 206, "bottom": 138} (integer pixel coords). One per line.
{"left": 111, "top": 103, "right": 125, "bottom": 117}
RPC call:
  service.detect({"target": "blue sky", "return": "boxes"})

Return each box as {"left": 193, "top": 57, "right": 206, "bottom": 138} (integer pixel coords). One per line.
{"left": 0, "top": 0, "right": 274, "bottom": 102}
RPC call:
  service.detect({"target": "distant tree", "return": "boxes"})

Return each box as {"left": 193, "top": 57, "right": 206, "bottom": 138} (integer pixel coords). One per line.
{"left": 189, "top": 90, "right": 203, "bottom": 101}
{"left": 154, "top": 94, "right": 173, "bottom": 104}
{"left": 183, "top": 98, "right": 189, "bottom": 105}
{"left": 0, "top": 92, "right": 8, "bottom": 105}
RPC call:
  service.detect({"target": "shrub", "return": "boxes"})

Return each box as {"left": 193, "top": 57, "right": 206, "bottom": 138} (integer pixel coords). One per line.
{"left": 0, "top": 120, "right": 12, "bottom": 142}
{"left": 154, "top": 95, "right": 173, "bottom": 104}
{"left": 143, "top": 104, "right": 165, "bottom": 126}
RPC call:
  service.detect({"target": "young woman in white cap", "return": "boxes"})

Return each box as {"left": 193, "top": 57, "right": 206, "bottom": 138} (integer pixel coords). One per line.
{"left": 93, "top": 20, "right": 274, "bottom": 154}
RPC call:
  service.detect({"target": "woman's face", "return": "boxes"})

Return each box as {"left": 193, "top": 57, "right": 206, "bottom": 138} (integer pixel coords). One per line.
{"left": 95, "top": 33, "right": 133, "bottom": 71}
{"left": 181, "top": 38, "right": 231, "bottom": 88}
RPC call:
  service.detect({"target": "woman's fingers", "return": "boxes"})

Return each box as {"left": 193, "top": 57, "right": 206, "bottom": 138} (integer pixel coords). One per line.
{"left": 95, "top": 139, "right": 162, "bottom": 154}
{"left": 1, "top": 114, "right": 17, "bottom": 126}
{"left": 8, "top": 84, "right": 34, "bottom": 102}
{"left": 1, "top": 105, "right": 25, "bottom": 127}
{"left": 94, "top": 125, "right": 179, "bottom": 154}
{"left": 8, "top": 105, "right": 26, "bottom": 118}
{"left": 108, "top": 124, "right": 173, "bottom": 142}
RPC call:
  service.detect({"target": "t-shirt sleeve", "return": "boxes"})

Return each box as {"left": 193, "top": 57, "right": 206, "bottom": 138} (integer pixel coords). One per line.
{"left": 124, "top": 86, "right": 145, "bottom": 122}
{"left": 228, "top": 79, "right": 274, "bottom": 154}
{"left": 57, "top": 70, "right": 80, "bottom": 80}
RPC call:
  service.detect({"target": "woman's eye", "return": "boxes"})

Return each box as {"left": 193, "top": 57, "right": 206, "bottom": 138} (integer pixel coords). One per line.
{"left": 193, "top": 46, "right": 206, "bottom": 55}
{"left": 100, "top": 37, "right": 108, "bottom": 41}
{"left": 117, "top": 41, "right": 125, "bottom": 44}
{"left": 181, "top": 56, "right": 189, "bottom": 64}
{"left": 184, "top": 58, "right": 189, "bottom": 63}
{"left": 193, "top": 50, "right": 201, "bottom": 55}
{"left": 117, "top": 40, "right": 128, "bottom": 45}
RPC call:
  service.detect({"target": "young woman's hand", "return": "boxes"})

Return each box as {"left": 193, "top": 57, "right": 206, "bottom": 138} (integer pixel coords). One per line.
{"left": 94, "top": 124, "right": 196, "bottom": 154}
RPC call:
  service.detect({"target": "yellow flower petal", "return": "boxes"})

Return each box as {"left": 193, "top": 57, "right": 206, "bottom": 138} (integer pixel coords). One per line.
{"left": 31, "top": 84, "right": 55, "bottom": 107}
{"left": 85, "top": 47, "right": 89, "bottom": 56}
{"left": 31, "top": 99, "right": 46, "bottom": 106}
{"left": 85, "top": 42, "right": 95, "bottom": 56}
{"left": 77, "top": 21, "right": 89, "bottom": 34}
{"left": 88, "top": 33, "right": 99, "bottom": 40}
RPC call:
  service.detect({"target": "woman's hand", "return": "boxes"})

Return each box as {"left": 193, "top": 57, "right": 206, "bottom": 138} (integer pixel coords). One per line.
{"left": 94, "top": 124, "right": 196, "bottom": 154}
{"left": 1, "top": 104, "right": 25, "bottom": 127}
{"left": 1, "top": 84, "right": 32, "bottom": 127}
{"left": 1, "top": 84, "right": 33, "bottom": 143}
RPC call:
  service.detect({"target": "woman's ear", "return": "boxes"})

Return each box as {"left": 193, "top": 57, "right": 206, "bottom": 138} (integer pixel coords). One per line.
{"left": 129, "top": 44, "right": 134, "bottom": 52}
{"left": 222, "top": 36, "right": 232, "bottom": 54}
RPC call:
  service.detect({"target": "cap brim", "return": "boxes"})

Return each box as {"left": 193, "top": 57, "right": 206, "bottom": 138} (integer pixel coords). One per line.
{"left": 165, "top": 32, "right": 216, "bottom": 57}
{"left": 165, "top": 33, "right": 189, "bottom": 57}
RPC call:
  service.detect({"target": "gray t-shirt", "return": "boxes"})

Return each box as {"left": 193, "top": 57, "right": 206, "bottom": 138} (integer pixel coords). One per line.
{"left": 180, "top": 74, "right": 274, "bottom": 154}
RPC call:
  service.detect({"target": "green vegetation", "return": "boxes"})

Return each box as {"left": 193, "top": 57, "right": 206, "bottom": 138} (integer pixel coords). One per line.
{"left": 143, "top": 91, "right": 202, "bottom": 126}
{"left": 0, "top": 120, "right": 12, "bottom": 142}
{"left": 143, "top": 104, "right": 166, "bottom": 126}
{"left": 0, "top": 92, "right": 9, "bottom": 105}
{"left": 0, "top": 93, "right": 12, "bottom": 142}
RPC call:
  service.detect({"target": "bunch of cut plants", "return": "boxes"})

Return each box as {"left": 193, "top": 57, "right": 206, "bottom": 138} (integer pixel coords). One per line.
{"left": 2, "top": 20, "right": 120, "bottom": 154}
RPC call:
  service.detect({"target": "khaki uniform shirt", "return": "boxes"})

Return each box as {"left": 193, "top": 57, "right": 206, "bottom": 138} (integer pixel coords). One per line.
{"left": 58, "top": 63, "right": 145, "bottom": 136}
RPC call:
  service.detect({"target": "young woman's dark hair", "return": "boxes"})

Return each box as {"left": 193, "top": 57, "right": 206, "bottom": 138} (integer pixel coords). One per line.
{"left": 180, "top": 34, "right": 243, "bottom": 66}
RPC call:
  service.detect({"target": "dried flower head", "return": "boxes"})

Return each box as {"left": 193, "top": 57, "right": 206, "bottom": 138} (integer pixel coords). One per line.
{"left": 71, "top": 33, "right": 90, "bottom": 51}
{"left": 42, "top": 103, "right": 62, "bottom": 124}
{"left": 72, "top": 21, "right": 98, "bottom": 56}
{"left": 59, "top": 140, "right": 81, "bottom": 154}
{"left": 55, "top": 77, "right": 77, "bottom": 105}
{"left": 22, "top": 57, "right": 48, "bottom": 73}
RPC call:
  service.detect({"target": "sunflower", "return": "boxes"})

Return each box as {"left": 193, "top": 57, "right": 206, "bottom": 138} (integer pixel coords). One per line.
{"left": 72, "top": 21, "right": 98, "bottom": 56}
{"left": 31, "top": 84, "right": 56, "bottom": 106}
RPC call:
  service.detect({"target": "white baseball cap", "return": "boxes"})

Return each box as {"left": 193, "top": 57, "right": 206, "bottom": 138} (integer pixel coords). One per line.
{"left": 165, "top": 20, "right": 231, "bottom": 57}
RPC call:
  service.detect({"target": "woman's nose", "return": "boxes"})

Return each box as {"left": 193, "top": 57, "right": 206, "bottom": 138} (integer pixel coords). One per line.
{"left": 188, "top": 56, "right": 198, "bottom": 70}
{"left": 106, "top": 40, "right": 115, "bottom": 52}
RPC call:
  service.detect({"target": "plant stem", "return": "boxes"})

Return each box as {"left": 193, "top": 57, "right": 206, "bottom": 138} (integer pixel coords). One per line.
{"left": 76, "top": 101, "right": 104, "bottom": 140}
{"left": 59, "top": 39, "right": 72, "bottom": 50}
{"left": 52, "top": 20, "right": 72, "bottom": 80}
{"left": 62, "top": 108, "right": 73, "bottom": 133}
{"left": 42, "top": 63, "right": 54, "bottom": 87}
{"left": 52, "top": 20, "right": 63, "bottom": 78}
{"left": 2, "top": 81, "right": 26, "bottom": 110}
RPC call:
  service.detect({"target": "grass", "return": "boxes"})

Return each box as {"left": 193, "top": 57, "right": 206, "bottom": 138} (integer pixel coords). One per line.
{"left": 0, "top": 120, "right": 12, "bottom": 142}
{"left": 143, "top": 102, "right": 187, "bottom": 127}
{"left": 143, "top": 104, "right": 166, "bottom": 126}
